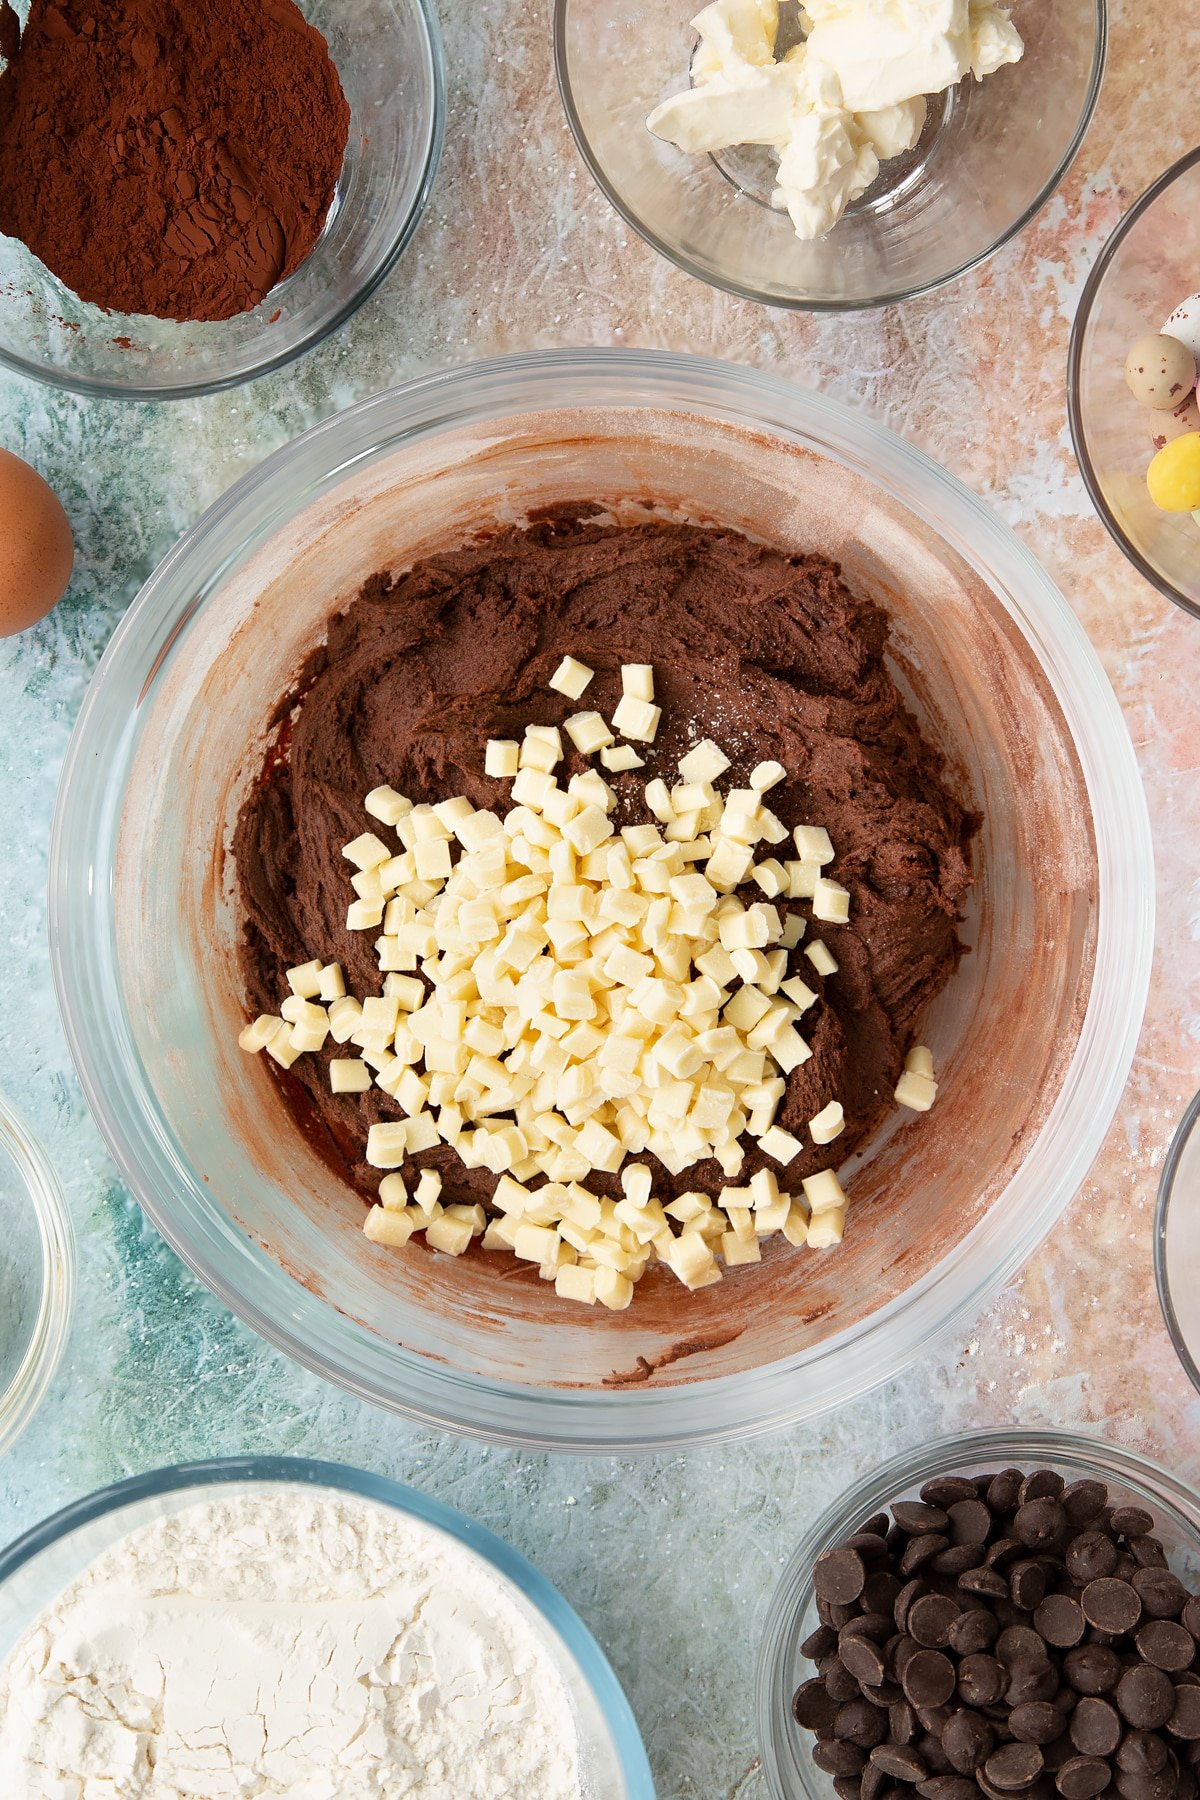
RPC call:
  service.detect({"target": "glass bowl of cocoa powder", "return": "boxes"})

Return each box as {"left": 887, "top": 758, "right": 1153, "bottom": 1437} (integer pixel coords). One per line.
{"left": 0, "top": 0, "right": 444, "bottom": 399}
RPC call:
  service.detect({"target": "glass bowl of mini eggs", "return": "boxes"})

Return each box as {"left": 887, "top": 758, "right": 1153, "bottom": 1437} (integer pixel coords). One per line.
{"left": 1070, "top": 148, "right": 1200, "bottom": 621}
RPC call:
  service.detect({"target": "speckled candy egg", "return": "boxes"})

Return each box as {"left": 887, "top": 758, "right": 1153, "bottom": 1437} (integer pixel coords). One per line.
{"left": 0, "top": 447, "right": 73, "bottom": 635}
{"left": 1125, "top": 333, "right": 1197, "bottom": 410}
{"left": 1147, "top": 432, "right": 1200, "bottom": 512}
{"left": 1149, "top": 392, "right": 1200, "bottom": 451}
{"left": 1163, "top": 292, "right": 1200, "bottom": 362}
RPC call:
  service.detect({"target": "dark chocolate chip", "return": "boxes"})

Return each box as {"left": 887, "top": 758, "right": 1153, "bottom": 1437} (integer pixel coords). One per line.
{"left": 897, "top": 1581, "right": 931, "bottom": 1630}
{"left": 1118, "top": 1733, "right": 1170, "bottom": 1776}
{"left": 795, "top": 1677, "right": 839, "bottom": 1729}
{"left": 842, "top": 1636, "right": 891, "bottom": 1688}
{"left": 962, "top": 1569, "right": 1014, "bottom": 1600}
{"left": 986, "top": 1743, "right": 1047, "bottom": 1790}
{"left": 894, "top": 1502, "right": 953, "bottom": 1535}
{"left": 990, "top": 1541, "right": 1031, "bottom": 1571}
{"left": 933, "top": 1546, "right": 988, "bottom": 1576}
{"left": 834, "top": 1778, "right": 864, "bottom": 1800}
{"left": 1113, "top": 1766, "right": 1180, "bottom": 1800}
{"left": 1062, "top": 1484, "right": 1110, "bottom": 1528}
{"left": 862, "top": 1775, "right": 895, "bottom": 1800}
{"left": 1171, "top": 1687, "right": 1200, "bottom": 1741}
{"left": 1138, "top": 1623, "right": 1197, "bottom": 1674}
{"left": 862, "top": 1513, "right": 893, "bottom": 1537}
{"left": 890, "top": 1700, "right": 919, "bottom": 1745}
{"left": 923, "top": 1478, "right": 985, "bottom": 1509}
{"left": 1056, "top": 1756, "right": 1114, "bottom": 1799}
{"left": 909, "top": 1595, "right": 962, "bottom": 1649}
{"left": 1010, "top": 1705, "right": 1067, "bottom": 1746}
{"left": 1184, "top": 1601, "right": 1200, "bottom": 1642}
{"left": 837, "top": 1699, "right": 891, "bottom": 1748}
{"left": 1012, "top": 1563, "right": 1051, "bottom": 1611}
{"left": 1135, "top": 1572, "right": 1189, "bottom": 1621}
{"left": 1008, "top": 1666, "right": 1063, "bottom": 1707}
{"left": 1064, "top": 1646, "right": 1122, "bottom": 1697}
{"left": 900, "top": 1537, "right": 953, "bottom": 1577}
{"left": 1036, "top": 1596, "right": 1086, "bottom": 1649}
{"left": 918, "top": 1779, "right": 980, "bottom": 1800}
{"left": 1082, "top": 1579, "right": 1143, "bottom": 1635}
{"left": 942, "top": 1709, "right": 995, "bottom": 1773}
{"left": 1016, "top": 1501, "right": 1069, "bottom": 1551}
{"left": 863, "top": 1681, "right": 906, "bottom": 1708}
{"left": 959, "top": 1654, "right": 1008, "bottom": 1707}
{"left": 987, "top": 1472, "right": 1027, "bottom": 1514}
{"left": 1021, "top": 1473, "right": 1068, "bottom": 1505}
{"left": 844, "top": 1613, "right": 900, "bottom": 1644}
{"left": 818, "top": 1547, "right": 870, "bottom": 1605}
{"left": 824, "top": 1656, "right": 864, "bottom": 1703}
{"left": 903, "top": 1650, "right": 958, "bottom": 1709}
{"left": 1068, "top": 1535, "right": 1120, "bottom": 1586}
{"left": 1119, "top": 1667, "right": 1178, "bottom": 1731}
{"left": 1070, "top": 1697, "right": 1123, "bottom": 1756}
{"left": 803, "top": 1624, "right": 839, "bottom": 1661}
{"left": 871, "top": 1744, "right": 929, "bottom": 1783}
{"left": 998, "top": 1627, "right": 1051, "bottom": 1670}
{"left": 848, "top": 1532, "right": 894, "bottom": 1564}
{"left": 948, "top": 1500, "right": 994, "bottom": 1546}
{"left": 1111, "top": 1510, "right": 1157, "bottom": 1540}
{"left": 949, "top": 1609, "right": 1001, "bottom": 1655}
{"left": 866, "top": 1573, "right": 906, "bottom": 1616}
{"left": 1132, "top": 1540, "right": 1171, "bottom": 1573}
{"left": 817, "top": 1741, "right": 871, "bottom": 1776}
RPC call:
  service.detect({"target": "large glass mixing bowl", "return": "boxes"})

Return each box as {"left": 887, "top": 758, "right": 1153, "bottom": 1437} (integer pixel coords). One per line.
{"left": 49, "top": 351, "right": 1152, "bottom": 1451}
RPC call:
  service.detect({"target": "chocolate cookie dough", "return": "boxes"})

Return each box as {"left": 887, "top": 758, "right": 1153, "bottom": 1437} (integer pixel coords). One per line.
{"left": 234, "top": 516, "right": 976, "bottom": 1213}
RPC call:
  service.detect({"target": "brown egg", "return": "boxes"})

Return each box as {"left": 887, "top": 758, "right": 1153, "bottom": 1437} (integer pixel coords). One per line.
{"left": 0, "top": 446, "right": 73, "bottom": 635}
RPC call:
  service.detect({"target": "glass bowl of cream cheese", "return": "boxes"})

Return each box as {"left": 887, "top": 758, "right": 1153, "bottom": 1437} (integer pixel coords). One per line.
{"left": 554, "top": 0, "right": 1106, "bottom": 310}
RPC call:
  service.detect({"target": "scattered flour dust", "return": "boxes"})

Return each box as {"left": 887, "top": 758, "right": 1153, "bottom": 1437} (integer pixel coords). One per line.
{"left": 0, "top": 1488, "right": 583, "bottom": 1799}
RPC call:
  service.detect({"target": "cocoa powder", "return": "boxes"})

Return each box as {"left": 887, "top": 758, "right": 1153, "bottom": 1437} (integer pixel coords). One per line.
{"left": 0, "top": 0, "right": 350, "bottom": 322}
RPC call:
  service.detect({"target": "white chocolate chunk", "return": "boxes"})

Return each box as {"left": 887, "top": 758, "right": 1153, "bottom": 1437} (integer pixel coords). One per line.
{"left": 612, "top": 693, "right": 662, "bottom": 742}
{"left": 239, "top": 1014, "right": 284, "bottom": 1053}
{"left": 564, "top": 710, "right": 615, "bottom": 754}
{"left": 365, "top": 786, "right": 412, "bottom": 826}
{"left": 485, "top": 739, "right": 520, "bottom": 778}
{"left": 809, "top": 1100, "right": 844, "bottom": 1145}
{"left": 364, "top": 1204, "right": 417, "bottom": 1247}
{"left": 426, "top": 1210, "right": 474, "bottom": 1255}
{"left": 813, "top": 878, "right": 851, "bottom": 924}
{"left": 317, "top": 963, "right": 346, "bottom": 1002}
{"left": 793, "top": 825, "right": 835, "bottom": 864}
{"left": 807, "top": 1208, "right": 845, "bottom": 1249}
{"left": 550, "top": 655, "right": 595, "bottom": 699}
{"left": 286, "top": 959, "right": 324, "bottom": 998}
{"left": 750, "top": 760, "right": 786, "bottom": 792}
{"left": 343, "top": 832, "right": 392, "bottom": 870}
{"left": 804, "top": 939, "right": 838, "bottom": 978}
{"left": 600, "top": 743, "right": 644, "bottom": 772}
{"left": 265, "top": 1029, "right": 302, "bottom": 1068}
{"left": 905, "top": 1044, "right": 934, "bottom": 1078}
{"left": 621, "top": 663, "right": 655, "bottom": 701}
{"left": 678, "top": 739, "right": 731, "bottom": 784}
{"left": 895, "top": 1069, "right": 938, "bottom": 1111}
{"left": 759, "top": 1125, "right": 803, "bottom": 1165}
{"left": 330, "top": 1058, "right": 371, "bottom": 1093}
{"left": 802, "top": 1168, "right": 846, "bottom": 1215}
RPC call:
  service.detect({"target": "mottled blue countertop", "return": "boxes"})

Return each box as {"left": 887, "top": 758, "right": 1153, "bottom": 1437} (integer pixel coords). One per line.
{"left": 3, "top": 4, "right": 1200, "bottom": 1795}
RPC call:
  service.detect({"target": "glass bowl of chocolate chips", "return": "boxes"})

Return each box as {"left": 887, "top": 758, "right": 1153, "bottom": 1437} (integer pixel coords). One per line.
{"left": 759, "top": 1430, "right": 1200, "bottom": 1800}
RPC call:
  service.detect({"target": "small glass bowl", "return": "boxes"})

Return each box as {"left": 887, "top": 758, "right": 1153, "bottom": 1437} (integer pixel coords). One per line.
{"left": 554, "top": 0, "right": 1105, "bottom": 311}
{"left": 0, "top": 1092, "right": 73, "bottom": 1458}
{"left": 1155, "top": 1089, "right": 1200, "bottom": 1392}
{"left": 1069, "top": 149, "right": 1200, "bottom": 622}
{"left": 756, "top": 1429, "right": 1200, "bottom": 1800}
{"left": 0, "top": 0, "right": 444, "bottom": 400}
{"left": 0, "top": 1457, "right": 654, "bottom": 1797}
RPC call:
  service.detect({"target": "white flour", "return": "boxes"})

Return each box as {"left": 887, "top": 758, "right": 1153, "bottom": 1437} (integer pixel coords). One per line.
{"left": 0, "top": 1488, "right": 582, "bottom": 1799}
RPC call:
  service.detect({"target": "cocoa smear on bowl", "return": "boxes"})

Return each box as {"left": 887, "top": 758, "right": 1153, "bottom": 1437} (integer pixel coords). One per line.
{"left": 0, "top": 0, "right": 349, "bottom": 322}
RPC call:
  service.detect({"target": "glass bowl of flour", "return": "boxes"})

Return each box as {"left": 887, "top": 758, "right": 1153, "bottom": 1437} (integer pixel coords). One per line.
{"left": 0, "top": 1092, "right": 73, "bottom": 1459}
{"left": 0, "top": 1456, "right": 654, "bottom": 1797}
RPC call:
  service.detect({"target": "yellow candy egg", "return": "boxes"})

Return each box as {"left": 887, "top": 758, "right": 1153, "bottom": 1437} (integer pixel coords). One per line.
{"left": 1147, "top": 432, "right": 1200, "bottom": 512}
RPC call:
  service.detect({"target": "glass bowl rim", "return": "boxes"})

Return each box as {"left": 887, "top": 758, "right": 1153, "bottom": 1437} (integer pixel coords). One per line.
{"left": 0, "top": 1090, "right": 74, "bottom": 1460}
{"left": 1067, "top": 142, "right": 1200, "bottom": 624}
{"left": 0, "top": 1452, "right": 655, "bottom": 1797}
{"left": 1154, "top": 1086, "right": 1200, "bottom": 1396}
{"left": 755, "top": 1425, "right": 1200, "bottom": 1800}
{"left": 48, "top": 347, "right": 1153, "bottom": 1452}
{"left": 0, "top": 0, "right": 446, "bottom": 403}
{"left": 552, "top": 0, "right": 1108, "bottom": 313}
